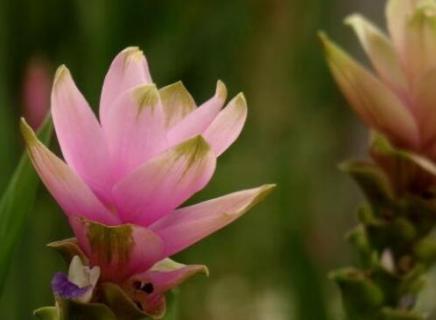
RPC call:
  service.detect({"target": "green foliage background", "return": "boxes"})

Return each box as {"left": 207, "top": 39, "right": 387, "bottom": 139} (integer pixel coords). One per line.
{"left": 0, "top": 0, "right": 387, "bottom": 319}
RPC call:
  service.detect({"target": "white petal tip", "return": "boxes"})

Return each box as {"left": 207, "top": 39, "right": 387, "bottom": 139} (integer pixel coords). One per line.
{"left": 216, "top": 80, "right": 228, "bottom": 100}
{"left": 122, "top": 46, "right": 145, "bottom": 62}
{"left": 344, "top": 13, "right": 364, "bottom": 26}
{"left": 122, "top": 46, "right": 140, "bottom": 53}
{"left": 234, "top": 92, "right": 247, "bottom": 108}
{"left": 20, "top": 117, "right": 37, "bottom": 146}
{"left": 53, "top": 65, "right": 70, "bottom": 87}
{"left": 199, "top": 265, "right": 210, "bottom": 277}
{"left": 225, "top": 184, "right": 276, "bottom": 218}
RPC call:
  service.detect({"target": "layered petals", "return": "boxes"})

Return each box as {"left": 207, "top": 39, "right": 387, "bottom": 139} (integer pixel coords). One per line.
{"left": 70, "top": 218, "right": 164, "bottom": 282}
{"left": 100, "top": 47, "right": 152, "bottom": 124}
{"left": 203, "top": 93, "right": 248, "bottom": 156}
{"left": 51, "top": 66, "right": 112, "bottom": 202}
{"left": 345, "top": 14, "right": 407, "bottom": 93}
{"left": 103, "top": 84, "right": 167, "bottom": 179}
{"left": 150, "top": 184, "right": 275, "bottom": 257}
{"left": 167, "top": 80, "right": 227, "bottom": 147}
{"left": 26, "top": 46, "right": 275, "bottom": 319}
{"left": 413, "top": 70, "right": 436, "bottom": 146}
{"left": 403, "top": 3, "right": 436, "bottom": 81}
{"left": 113, "top": 136, "right": 216, "bottom": 226}
{"left": 386, "top": 0, "right": 417, "bottom": 52}
{"left": 20, "top": 119, "right": 118, "bottom": 225}
{"left": 320, "top": 33, "right": 419, "bottom": 147}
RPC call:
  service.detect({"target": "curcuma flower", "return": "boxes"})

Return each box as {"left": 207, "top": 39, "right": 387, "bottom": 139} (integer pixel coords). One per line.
{"left": 320, "top": 0, "right": 436, "bottom": 162}
{"left": 22, "top": 47, "right": 274, "bottom": 318}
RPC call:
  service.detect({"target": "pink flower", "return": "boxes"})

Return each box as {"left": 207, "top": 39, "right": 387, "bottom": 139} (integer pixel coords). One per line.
{"left": 21, "top": 47, "right": 274, "bottom": 317}
{"left": 22, "top": 58, "right": 51, "bottom": 129}
{"left": 320, "top": 0, "right": 436, "bottom": 161}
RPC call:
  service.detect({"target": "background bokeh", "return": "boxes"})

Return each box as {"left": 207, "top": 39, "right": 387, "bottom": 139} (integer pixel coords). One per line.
{"left": 0, "top": 0, "right": 388, "bottom": 319}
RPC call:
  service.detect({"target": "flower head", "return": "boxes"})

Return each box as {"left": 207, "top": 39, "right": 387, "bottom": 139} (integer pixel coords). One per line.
{"left": 22, "top": 57, "right": 51, "bottom": 129}
{"left": 22, "top": 47, "right": 274, "bottom": 317}
{"left": 320, "top": 0, "right": 436, "bottom": 161}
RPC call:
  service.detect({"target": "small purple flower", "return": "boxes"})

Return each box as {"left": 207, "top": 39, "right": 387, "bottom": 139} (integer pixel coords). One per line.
{"left": 52, "top": 272, "right": 89, "bottom": 300}
{"left": 51, "top": 256, "right": 100, "bottom": 303}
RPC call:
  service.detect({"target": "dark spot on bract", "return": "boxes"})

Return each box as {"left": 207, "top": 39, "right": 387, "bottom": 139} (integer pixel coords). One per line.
{"left": 141, "top": 282, "right": 154, "bottom": 294}
{"left": 421, "top": 190, "right": 434, "bottom": 200}
{"left": 133, "top": 280, "right": 142, "bottom": 290}
{"left": 134, "top": 300, "right": 144, "bottom": 311}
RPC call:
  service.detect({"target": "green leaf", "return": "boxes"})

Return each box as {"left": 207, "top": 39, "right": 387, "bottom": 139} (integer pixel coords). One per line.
{"left": 330, "top": 267, "right": 384, "bottom": 318}
{"left": 34, "top": 299, "right": 118, "bottom": 320}
{"left": 346, "top": 225, "right": 374, "bottom": 268}
{"left": 0, "top": 116, "right": 52, "bottom": 292}
{"left": 57, "top": 299, "right": 117, "bottom": 320}
{"left": 34, "top": 307, "right": 59, "bottom": 320}
{"left": 340, "top": 160, "right": 395, "bottom": 211}
{"left": 163, "top": 290, "right": 179, "bottom": 320}
{"left": 379, "top": 307, "right": 424, "bottom": 320}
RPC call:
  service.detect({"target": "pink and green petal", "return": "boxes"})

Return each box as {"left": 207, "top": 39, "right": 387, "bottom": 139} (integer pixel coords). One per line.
{"left": 319, "top": 33, "right": 419, "bottom": 148}
{"left": 100, "top": 47, "right": 152, "bottom": 125}
{"left": 121, "top": 259, "right": 207, "bottom": 317}
{"left": 112, "top": 136, "right": 216, "bottom": 226}
{"left": 69, "top": 217, "right": 164, "bottom": 282}
{"left": 413, "top": 69, "right": 436, "bottom": 145}
{"left": 403, "top": 3, "right": 436, "bottom": 81}
{"left": 144, "top": 258, "right": 208, "bottom": 293}
{"left": 159, "top": 81, "right": 196, "bottom": 129}
{"left": 167, "top": 80, "right": 227, "bottom": 147}
{"left": 203, "top": 93, "right": 248, "bottom": 156}
{"left": 51, "top": 66, "right": 113, "bottom": 203}
{"left": 102, "top": 84, "right": 168, "bottom": 180}
{"left": 150, "top": 184, "right": 276, "bottom": 257}
{"left": 386, "top": 0, "right": 417, "bottom": 53}
{"left": 20, "top": 119, "right": 118, "bottom": 225}
{"left": 345, "top": 14, "right": 407, "bottom": 93}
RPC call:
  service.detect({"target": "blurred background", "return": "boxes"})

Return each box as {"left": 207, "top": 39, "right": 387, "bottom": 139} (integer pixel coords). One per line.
{"left": 0, "top": 0, "right": 388, "bottom": 319}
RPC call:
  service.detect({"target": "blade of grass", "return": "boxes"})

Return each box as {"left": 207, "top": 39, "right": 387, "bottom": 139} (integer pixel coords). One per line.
{"left": 164, "top": 290, "right": 179, "bottom": 320}
{"left": 0, "top": 116, "right": 52, "bottom": 292}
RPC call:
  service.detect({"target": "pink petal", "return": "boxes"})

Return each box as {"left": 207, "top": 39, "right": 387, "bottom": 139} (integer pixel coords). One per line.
{"left": 386, "top": 0, "right": 416, "bottom": 53}
{"left": 122, "top": 259, "right": 207, "bottom": 316}
{"left": 102, "top": 84, "right": 167, "bottom": 180}
{"left": 320, "top": 33, "right": 420, "bottom": 148}
{"left": 167, "top": 80, "right": 227, "bottom": 147}
{"left": 51, "top": 66, "right": 112, "bottom": 203}
{"left": 20, "top": 119, "right": 118, "bottom": 225}
{"left": 150, "top": 184, "right": 275, "bottom": 257}
{"left": 100, "top": 47, "right": 152, "bottom": 125}
{"left": 144, "top": 259, "right": 208, "bottom": 293}
{"left": 413, "top": 69, "right": 436, "bottom": 146}
{"left": 159, "top": 81, "right": 196, "bottom": 128}
{"left": 203, "top": 93, "right": 247, "bottom": 156}
{"left": 69, "top": 217, "right": 164, "bottom": 282}
{"left": 403, "top": 6, "right": 436, "bottom": 82}
{"left": 345, "top": 14, "right": 407, "bottom": 94}
{"left": 113, "top": 136, "right": 216, "bottom": 226}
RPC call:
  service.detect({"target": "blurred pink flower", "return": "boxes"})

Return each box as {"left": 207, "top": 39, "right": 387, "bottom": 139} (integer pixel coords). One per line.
{"left": 321, "top": 0, "right": 436, "bottom": 161}
{"left": 22, "top": 58, "right": 51, "bottom": 129}
{"left": 21, "top": 47, "right": 274, "bottom": 317}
